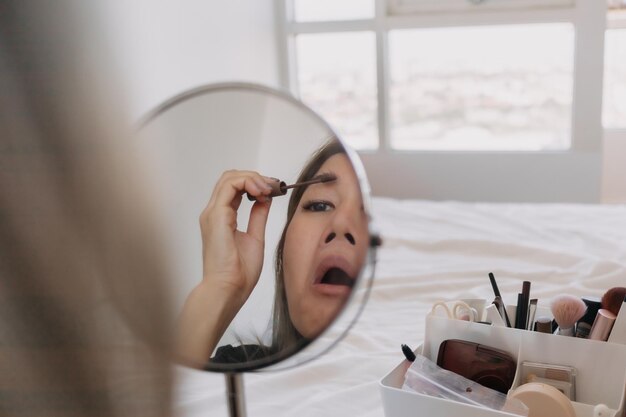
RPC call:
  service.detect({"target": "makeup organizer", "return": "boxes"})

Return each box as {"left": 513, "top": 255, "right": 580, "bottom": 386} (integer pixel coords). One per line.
{"left": 380, "top": 301, "right": 626, "bottom": 417}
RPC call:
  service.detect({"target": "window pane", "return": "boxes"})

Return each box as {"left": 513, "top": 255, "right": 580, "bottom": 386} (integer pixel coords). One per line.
{"left": 296, "top": 32, "right": 378, "bottom": 150}
{"left": 293, "top": 0, "right": 375, "bottom": 22}
{"left": 604, "top": 29, "right": 626, "bottom": 129}
{"left": 389, "top": 24, "right": 574, "bottom": 151}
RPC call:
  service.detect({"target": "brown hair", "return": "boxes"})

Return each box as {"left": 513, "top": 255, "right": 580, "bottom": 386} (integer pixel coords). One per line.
{"left": 271, "top": 138, "right": 345, "bottom": 351}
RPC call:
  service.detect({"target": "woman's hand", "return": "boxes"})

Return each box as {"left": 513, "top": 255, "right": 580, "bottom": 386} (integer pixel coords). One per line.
{"left": 199, "top": 170, "right": 274, "bottom": 306}
{"left": 176, "top": 170, "right": 274, "bottom": 365}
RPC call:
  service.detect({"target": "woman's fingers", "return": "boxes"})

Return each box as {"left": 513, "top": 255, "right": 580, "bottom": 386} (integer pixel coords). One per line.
{"left": 211, "top": 170, "right": 273, "bottom": 208}
{"left": 247, "top": 198, "right": 272, "bottom": 243}
{"left": 198, "top": 170, "right": 275, "bottom": 302}
{"left": 200, "top": 170, "right": 277, "bottom": 241}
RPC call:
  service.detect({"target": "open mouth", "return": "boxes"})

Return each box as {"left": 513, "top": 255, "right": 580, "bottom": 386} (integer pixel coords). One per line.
{"left": 319, "top": 267, "right": 355, "bottom": 288}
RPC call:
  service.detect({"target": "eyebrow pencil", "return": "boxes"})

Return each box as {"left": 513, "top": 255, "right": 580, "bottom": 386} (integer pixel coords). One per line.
{"left": 247, "top": 173, "right": 336, "bottom": 201}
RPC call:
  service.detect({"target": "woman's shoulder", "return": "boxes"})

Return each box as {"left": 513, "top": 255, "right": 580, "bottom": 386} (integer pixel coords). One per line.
{"left": 210, "top": 343, "right": 273, "bottom": 364}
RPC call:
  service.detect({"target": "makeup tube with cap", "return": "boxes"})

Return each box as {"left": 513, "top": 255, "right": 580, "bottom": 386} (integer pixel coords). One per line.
{"left": 589, "top": 309, "right": 617, "bottom": 341}
{"left": 575, "top": 296, "right": 602, "bottom": 339}
{"left": 247, "top": 179, "right": 286, "bottom": 200}
{"left": 526, "top": 299, "right": 538, "bottom": 331}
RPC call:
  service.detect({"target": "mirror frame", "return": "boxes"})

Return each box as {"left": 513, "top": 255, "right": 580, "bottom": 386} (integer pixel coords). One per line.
{"left": 133, "top": 81, "right": 379, "bottom": 373}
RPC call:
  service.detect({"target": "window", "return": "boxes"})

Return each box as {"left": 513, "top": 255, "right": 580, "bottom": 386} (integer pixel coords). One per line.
{"left": 293, "top": 0, "right": 375, "bottom": 22}
{"left": 279, "top": 0, "right": 605, "bottom": 151}
{"left": 389, "top": 24, "right": 574, "bottom": 151}
{"left": 296, "top": 32, "right": 378, "bottom": 149}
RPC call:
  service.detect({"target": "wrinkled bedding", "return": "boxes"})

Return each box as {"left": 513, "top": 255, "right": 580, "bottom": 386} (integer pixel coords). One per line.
{"left": 172, "top": 197, "right": 626, "bottom": 417}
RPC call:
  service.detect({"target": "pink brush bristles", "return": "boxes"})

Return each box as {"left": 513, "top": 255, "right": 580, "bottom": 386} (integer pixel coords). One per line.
{"left": 551, "top": 294, "right": 587, "bottom": 336}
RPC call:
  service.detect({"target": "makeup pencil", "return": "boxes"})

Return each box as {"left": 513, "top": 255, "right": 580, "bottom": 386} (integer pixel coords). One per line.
{"left": 401, "top": 344, "right": 416, "bottom": 362}
{"left": 247, "top": 173, "right": 337, "bottom": 201}
{"left": 489, "top": 272, "right": 512, "bottom": 327}
{"left": 515, "top": 293, "right": 524, "bottom": 329}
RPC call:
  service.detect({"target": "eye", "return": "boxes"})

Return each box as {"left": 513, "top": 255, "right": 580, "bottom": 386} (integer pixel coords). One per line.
{"left": 302, "top": 200, "right": 334, "bottom": 212}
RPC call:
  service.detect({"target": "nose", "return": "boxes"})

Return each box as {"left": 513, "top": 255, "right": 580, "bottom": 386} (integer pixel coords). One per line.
{"left": 324, "top": 231, "right": 356, "bottom": 246}
{"left": 321, "top": 197, "right": 364, "bottom": 248}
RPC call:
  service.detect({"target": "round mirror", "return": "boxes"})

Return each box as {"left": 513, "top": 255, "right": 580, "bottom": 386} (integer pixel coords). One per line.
{"left": 131, "top": 83, "right": 377, "bottom": 372}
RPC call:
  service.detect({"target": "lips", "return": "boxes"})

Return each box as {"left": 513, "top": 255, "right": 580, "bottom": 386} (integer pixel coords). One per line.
{"left": 313, "top": 256, "right": 357, "bottom": 294}
{"left": 320, "top": 268, "right": 354, "bottom": 288}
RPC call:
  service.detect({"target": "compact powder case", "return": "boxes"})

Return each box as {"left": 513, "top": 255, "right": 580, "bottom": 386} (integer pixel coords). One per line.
{"left": 509, "top": 382, "right": 576, "bottom": 417}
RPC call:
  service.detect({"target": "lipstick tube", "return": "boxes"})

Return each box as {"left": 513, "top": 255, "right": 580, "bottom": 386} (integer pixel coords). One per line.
{"left": 589, "top": 309, "right": 617, "bottom": 341}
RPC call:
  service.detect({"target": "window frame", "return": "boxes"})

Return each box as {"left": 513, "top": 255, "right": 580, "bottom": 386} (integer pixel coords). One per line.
{"left": 276, "top": 0, "right": 607, "bottom": 154}
{"left": 605, "top": 8, "right": 626, "bottom": 139}
{"left": 387, "top": 0, "right": 575, "bottom": 15}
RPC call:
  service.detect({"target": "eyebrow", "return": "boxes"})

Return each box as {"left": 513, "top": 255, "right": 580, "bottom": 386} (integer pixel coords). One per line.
{"left": 307, "top": 171, "right": 338, "bottom": 191}
{"left": 315, "top": 171, "right": 337, "bottom": 185}
{"left": 284, "top": 172, "right": 338, "bottom": 193}
{"left": 298, "top": 171, "right": 339, "bottom": 198}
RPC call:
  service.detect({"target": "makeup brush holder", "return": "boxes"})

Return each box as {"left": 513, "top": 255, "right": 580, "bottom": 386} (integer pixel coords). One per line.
{"left": 380, "top": 301, "right": 626, "bottom": 417}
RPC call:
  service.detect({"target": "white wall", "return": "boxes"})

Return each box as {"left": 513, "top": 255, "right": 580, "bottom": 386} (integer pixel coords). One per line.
{"left": 360, "top": 150, "right": 602, "bottom": 203}
{"left": 97, "top": 1, "right": 280, "bottom": 121}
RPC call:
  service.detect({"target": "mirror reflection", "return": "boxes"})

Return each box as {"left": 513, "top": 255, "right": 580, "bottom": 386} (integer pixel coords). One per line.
{"left": 176, "top": 139, "right": 368, "bottom": 365}
{"left": 135, "top": 84, "right": 374, "bottom": 371}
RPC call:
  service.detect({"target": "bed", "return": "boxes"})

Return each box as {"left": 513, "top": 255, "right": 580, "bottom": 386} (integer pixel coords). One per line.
{"left": 171, "top": 197, "right": 626, "bottom": 417}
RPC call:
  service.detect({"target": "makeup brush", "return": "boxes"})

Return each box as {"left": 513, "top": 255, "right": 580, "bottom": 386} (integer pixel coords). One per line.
{"left": 601, "top": 287, "right": 626, "bottom": 316}
{"left": 551, "top": 295, "right": 587, "bottom": 337}
{"left": 247, "top": 173, "right": 337, "bottom": 201}
{"left": 575, "top": 296, "right": 602, "bottom": 339}
{"left": 283, "top": 173, "right": 336, "bottom": 191}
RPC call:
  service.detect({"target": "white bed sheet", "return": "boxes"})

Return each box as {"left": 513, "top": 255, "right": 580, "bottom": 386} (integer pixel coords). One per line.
{"left": 172, "top": 197, "right": 626, "bottom": 417}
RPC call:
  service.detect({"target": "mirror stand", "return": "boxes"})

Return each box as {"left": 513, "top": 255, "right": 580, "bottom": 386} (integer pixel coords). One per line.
{"left": 134, "top": 83, "right": 377, "bottom": 415}
{"left": 225, "top": 373, "right": 247, "bottom": 417}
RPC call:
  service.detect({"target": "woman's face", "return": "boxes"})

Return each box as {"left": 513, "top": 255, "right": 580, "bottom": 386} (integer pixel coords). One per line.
{"left": 282, "top": 153, "right": 368, "bottom": 338}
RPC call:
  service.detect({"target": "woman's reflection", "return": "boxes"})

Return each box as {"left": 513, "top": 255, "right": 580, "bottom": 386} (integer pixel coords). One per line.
{"left": 176, "top": 140, "right": 368, "bottom": 366}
